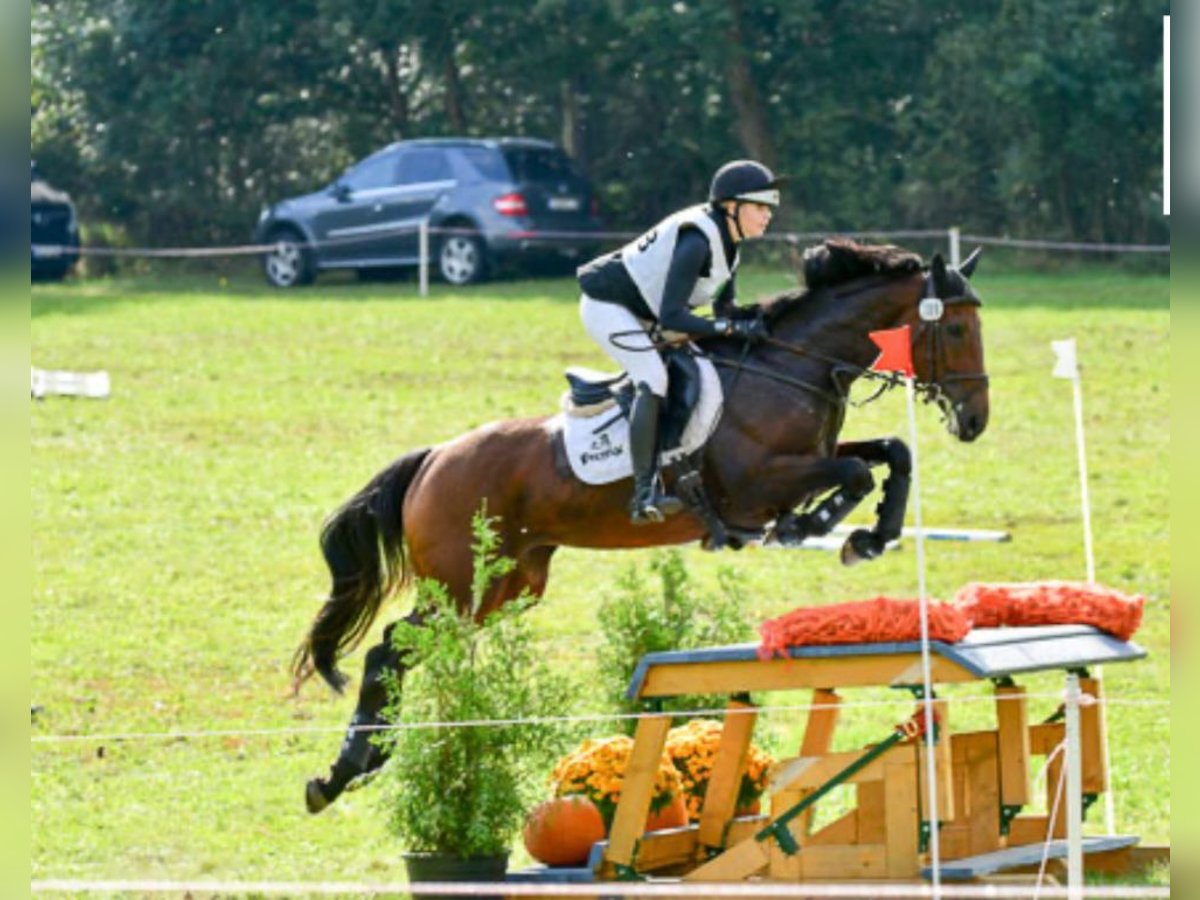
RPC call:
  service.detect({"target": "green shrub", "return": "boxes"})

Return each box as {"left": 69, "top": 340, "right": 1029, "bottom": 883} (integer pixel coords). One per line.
{"left": 376, "top": 509, "right": 576, "bottom": 858}
{"left": 596, "top": 550, "right": 752, "bottom": 730}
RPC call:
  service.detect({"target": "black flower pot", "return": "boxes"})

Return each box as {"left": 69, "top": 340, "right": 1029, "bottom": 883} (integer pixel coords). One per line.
{"left": 403, "top": 851, "right": 509, "bottom": 900}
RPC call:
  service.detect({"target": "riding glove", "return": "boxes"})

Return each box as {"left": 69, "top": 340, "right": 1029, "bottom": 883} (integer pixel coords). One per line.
{"left": 730, "top": 318, "right": 770, "bottom": 342}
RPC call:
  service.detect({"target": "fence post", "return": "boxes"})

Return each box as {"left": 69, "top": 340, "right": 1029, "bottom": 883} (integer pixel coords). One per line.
{"left": 1065, "top": 671, "right": 1084, "bottom": 900}
{"left": 948, "top": 226, "right": 961, "bottom": 268}
{"left": 419, "top": 219, "right": 429, "bottom": 298}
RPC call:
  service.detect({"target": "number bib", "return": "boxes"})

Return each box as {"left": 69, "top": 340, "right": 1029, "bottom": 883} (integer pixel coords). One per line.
{"left": 619, "top": 205, "right": 737, "bottom": 317}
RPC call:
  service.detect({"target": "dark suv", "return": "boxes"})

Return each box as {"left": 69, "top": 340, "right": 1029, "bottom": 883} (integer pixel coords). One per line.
{"left": 31, "top": 163, "right": 81, "bottom": 282}
{"left": 254, "top": 137, "right": 604, "bottom": 287}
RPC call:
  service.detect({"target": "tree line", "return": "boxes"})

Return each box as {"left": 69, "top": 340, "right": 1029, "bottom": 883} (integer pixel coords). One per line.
{"left": 32, "top": 0, "right": 1167, "bottom": 249}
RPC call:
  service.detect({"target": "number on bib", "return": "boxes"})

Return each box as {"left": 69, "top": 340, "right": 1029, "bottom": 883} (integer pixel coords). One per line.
{"left": 636, "top": 230, "right": 658, "bottom": 253}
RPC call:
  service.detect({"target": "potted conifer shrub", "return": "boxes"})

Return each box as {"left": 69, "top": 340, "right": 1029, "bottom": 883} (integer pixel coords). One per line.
{"left": 376, "top": 510, "right": 574, "bottom": 897}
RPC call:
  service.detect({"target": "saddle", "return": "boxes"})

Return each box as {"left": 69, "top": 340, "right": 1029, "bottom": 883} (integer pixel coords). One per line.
{"left": 562, "top": 349, "right": 733, "bottom": 549}
{"left": 563, "top": 348, "right": 702, "bottom": 454}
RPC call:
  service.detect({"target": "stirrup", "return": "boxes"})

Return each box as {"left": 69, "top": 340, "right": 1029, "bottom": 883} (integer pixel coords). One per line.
{"left": 631, "top": 501, "right": 666, "bottom": 525}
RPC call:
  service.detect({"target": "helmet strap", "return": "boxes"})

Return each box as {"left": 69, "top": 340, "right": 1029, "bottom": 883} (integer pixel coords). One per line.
{"left": 721, "top": 201, "right": 747, "bottom": 243}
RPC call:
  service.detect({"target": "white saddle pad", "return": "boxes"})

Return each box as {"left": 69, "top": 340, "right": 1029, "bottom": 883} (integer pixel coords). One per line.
{"left": 556, "top": 356, "right": 724, "bottom": 485}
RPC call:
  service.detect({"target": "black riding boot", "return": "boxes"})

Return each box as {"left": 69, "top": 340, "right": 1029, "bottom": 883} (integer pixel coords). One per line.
{"left": 628, "top": 383, "right": 683, "bottom": 525}
{"left": 305, "top": 632, "right": 398, "bottom": 814}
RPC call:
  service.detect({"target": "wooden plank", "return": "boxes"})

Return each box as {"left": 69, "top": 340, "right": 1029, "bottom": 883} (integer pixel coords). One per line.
{"left": 625, "top": 825, "right": 699, "bottom": 872}
{"left": 809, "top": 808, "right": 857, "bottom": 846}
{"left": 1007, "top": 816, "right": 1053, "bottom": 847}
{"left": 697, "top": 699, "right": 757, "bottom": 849}
{"left": 883, "top": 756, "right": 920, "bottom": 878}
{"left": 602, "top": 714, "right": 672, "bottom": 873}
{"left": 1079, "top": 677, "right": 1108, "bottom": 794}
{"left": 940, "top": 823, "right": 971, "bottom": 860}
{"left": 1030, "top": 722, "right": 1065, "bottom": 755}
{"left": 766, "top": 787, "right": 804, "bottom": 880}
{"left": 917, "top": 698, "right": 954, "bottom": 822}
{"left": 1080, "top": 843, "right": 1169, "bottom": 876}
{"left": 771, "top": 743, "right": 910, "bottom": 793}
{"left": 1045, "top": 753, "right": 1066, "bottom": 839}
{"left": 856, "top": 780, "right": 886, "bottom": 844}
{"left": 681, "top": 835, "right": 769, "bottom": 882}
{"left": 800, "top": 843, "right": 889, "bottom": 879}
{"left": 796, "top": 689, "right": 840, "bottom": 835}
{"left": 952, "top": 731, "right": 1001, "bottom": 856}
{"left": 638, "top": 654, "right": 976, "bottom": 699}
{"left": 995, "top": 685, "right": 1032, "bottom": 806}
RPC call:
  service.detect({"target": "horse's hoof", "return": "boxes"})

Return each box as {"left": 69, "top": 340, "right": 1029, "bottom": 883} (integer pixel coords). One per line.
{"left": 305, "top": 778, "right": 331, "bottom": 814}
{"left": 840, "top": 529, "right": 882, "bottom": 567}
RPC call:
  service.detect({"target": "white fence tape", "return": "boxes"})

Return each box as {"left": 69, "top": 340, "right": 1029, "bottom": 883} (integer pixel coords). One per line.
{"left": 30, "top": 692, "right": 1167, "bottom": 747}
{"left": 30, "top": 879, "right": 1171, "bottom": 897}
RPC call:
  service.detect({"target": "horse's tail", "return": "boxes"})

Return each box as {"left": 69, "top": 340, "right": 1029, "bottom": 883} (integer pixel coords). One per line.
{"left": 292, "top": 447, "right": 433, "bottom": 694}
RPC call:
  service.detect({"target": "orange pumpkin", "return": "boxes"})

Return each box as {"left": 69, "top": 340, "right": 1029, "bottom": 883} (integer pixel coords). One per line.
{"left": 645, "top": 793, "right": 688, "bottom": 832}
{"left": 523, "top": 795, "right": 606, "bottom": 867}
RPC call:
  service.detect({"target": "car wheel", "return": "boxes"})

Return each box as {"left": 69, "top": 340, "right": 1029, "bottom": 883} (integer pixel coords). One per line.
{"left": 438, "top": 231, "right": 487, "bottom": 285}
{"left": 263, "top": 229, "right": 314, "bottom": 288}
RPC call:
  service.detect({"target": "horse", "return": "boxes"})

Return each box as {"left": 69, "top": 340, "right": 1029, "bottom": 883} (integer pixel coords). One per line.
{"left": 293, "top": 240, "right": 990, "bottom": 813}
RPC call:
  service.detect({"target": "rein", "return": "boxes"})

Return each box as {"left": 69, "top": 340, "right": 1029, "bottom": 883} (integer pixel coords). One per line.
{"left": 718, "top": 278, "right": 989, "bottom": 412}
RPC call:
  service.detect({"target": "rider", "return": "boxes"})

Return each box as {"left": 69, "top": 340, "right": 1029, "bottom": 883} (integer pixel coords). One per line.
{"left": 577, "top": 159, "right": 783, "bottom": 524}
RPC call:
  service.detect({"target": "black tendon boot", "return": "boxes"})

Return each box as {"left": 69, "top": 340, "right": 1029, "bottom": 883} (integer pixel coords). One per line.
{"left": 628, "top": 383, "right": 684, "bottom": 524}
{"left": 305, "top": 635, "right": 398, "bottom": 814}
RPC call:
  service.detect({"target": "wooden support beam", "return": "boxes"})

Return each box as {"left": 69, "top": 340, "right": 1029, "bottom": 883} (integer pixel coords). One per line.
{"left": 771, "top": 743, "right": 910, "bottom": 794}
{"left": 1079, "top": 677, "right": 1108, "bottom": 795}
{"left": 1030, "top": 722, "right": 1065, "bottom": 755}
{"left": 796, "top": 689, "right": 840, "bottom": 835}
{"left": 857, "top": 780, "right": 886, "bottom": 844}
{"left": 638, "top": 654, "right": 975, "bottom": 699}
{"left": 883, "top": 755, "right": 920, "bottom": 878}
{"left": 697, "top": 699, "right": 758, "bottom": 850}
{"left": 995, "top": 685, "right": 1032, "bottom": 807}
{"left": 918, "top": 697, "right": 955, "bottom": 823}
{"left": 951, "top": 731, "right": 1002, "bottom": 856}
{"left": 602, "top": 714, "right": 672, "bottom": 875}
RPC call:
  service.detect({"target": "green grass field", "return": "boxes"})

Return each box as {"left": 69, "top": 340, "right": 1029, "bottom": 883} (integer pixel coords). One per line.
{"left": 32, "top": 264, "right": 1168, "bottom": 888}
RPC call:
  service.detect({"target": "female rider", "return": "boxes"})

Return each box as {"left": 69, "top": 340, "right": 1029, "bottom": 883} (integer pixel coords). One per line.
{"left": 577, "top": 159, "right": 784, "bottom": 524}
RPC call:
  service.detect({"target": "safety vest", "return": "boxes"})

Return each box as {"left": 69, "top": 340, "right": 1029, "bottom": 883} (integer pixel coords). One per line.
{"left": 619, "top": 205, "right": 738, "bottom": 317}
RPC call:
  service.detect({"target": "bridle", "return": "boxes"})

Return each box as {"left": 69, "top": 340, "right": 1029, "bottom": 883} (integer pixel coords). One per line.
{"left": 909, "top": 274, "right": 990, "bottom": 422}
{"left": 714, "top": 271, "right": 990, "bottom": 422}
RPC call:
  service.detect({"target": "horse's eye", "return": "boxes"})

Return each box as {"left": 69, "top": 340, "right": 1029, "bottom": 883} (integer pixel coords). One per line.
{"left": 947, "top": 323, "right": 966, "bottom": 340}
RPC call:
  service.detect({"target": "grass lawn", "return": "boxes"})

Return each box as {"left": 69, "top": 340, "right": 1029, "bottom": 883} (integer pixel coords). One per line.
{"left": 32, "top": 262, "right": 1168, "bottom": 886}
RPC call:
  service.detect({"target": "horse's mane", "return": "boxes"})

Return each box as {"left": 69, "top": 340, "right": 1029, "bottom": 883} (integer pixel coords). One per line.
{"left": 758, "top": 239, "right": 924, "bottom": 326}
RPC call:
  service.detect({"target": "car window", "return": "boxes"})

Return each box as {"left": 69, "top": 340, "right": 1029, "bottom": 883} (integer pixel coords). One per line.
{"left": 397, "top": 149, "right": 453, "bottom": 185}
{"left": 342, "top": 153, "right": 397, "bottom": 191}
{"left": 457, "top": 147, "right": 512, "bottom": 182}
{"left": 501, "top": 147, "right": 577, "bottom": 182}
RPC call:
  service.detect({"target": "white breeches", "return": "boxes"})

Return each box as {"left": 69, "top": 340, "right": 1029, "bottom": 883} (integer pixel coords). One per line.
{"left": 579, "top": 294, "right": 668, "bottom": 397}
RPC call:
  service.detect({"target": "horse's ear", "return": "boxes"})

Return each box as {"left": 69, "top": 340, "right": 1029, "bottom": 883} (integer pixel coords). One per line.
{"left": 959, "top": 247, "right": 983, "bottom": 279}
{"left": 931, "top": 253, "right": 950, "bottom": 295}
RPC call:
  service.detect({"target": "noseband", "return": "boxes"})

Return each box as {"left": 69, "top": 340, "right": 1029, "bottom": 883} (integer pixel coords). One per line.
{"left": 912, "top": 275, "right": 990, "bottom": 416}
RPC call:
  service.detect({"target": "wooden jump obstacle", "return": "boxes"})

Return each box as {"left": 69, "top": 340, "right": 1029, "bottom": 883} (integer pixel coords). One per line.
{"left": 580, "top": 624, "right": 1150, "bottom": 886}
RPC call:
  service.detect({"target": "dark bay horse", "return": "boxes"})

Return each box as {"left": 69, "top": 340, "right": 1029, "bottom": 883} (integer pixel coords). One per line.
{"left": 294, "top": 241, "right": 989, "bottom": 812}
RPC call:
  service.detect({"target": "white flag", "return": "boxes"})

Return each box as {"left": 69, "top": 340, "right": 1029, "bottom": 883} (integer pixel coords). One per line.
{"left": 1051, "top": 338, "right": 1079, "bottom": 380}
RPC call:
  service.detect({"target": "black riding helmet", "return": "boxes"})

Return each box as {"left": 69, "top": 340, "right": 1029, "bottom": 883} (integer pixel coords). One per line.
{"left": 709, "top": 160, "right": 786, "bottom": 241}
{"left": 708, "top": 159, "right": 786, "bottom": 207}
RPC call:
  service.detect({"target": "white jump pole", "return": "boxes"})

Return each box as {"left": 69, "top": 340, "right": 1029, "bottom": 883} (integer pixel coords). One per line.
{"left": 1052, "top": 337, "right": 1116, "bottom": 836}
{"left": 948, "top": 226, "right": 961, "bottom": 268}
{"left": 867, "top": 322, "right": 943, "bottom": 893}
{"left": 905, "top": 374, "right": 942, "bottom": 898}
{"left": 1065, "top": 672, "right": 1085, "bottom": 900}
{"left": 419, "top": 219, "right": 429, "bottom": 298}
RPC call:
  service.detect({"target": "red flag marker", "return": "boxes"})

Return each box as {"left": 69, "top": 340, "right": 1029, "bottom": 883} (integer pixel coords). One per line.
{"left": 869, "top": 325, "right": 914, "bottom": 377}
